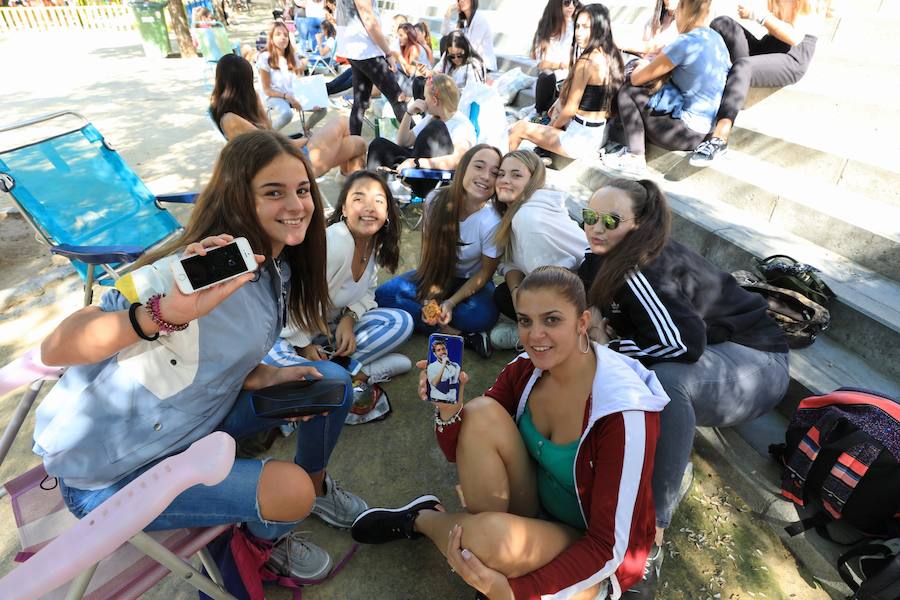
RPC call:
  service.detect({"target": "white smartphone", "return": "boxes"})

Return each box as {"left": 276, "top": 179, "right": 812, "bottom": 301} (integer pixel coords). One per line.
{"left": 170, "top": 237, "right": 257, "bottom": 295}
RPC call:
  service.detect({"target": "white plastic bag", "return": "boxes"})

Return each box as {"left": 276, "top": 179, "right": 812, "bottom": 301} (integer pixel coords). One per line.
{"left": 459, "top": 83, "right": 510, "bottom": 153}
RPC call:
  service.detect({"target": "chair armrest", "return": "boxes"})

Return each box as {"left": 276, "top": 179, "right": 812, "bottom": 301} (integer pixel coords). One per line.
{"left": 0, "top": 432, "right": 236, "bottom": 599}
{"left": 50, "top": 244, "right": 145, "bottom": 264}
{"left": 0, "top": 348, "right": 63, "bottom": 397}
{"left": 400, "top": 168, "right": 455, "bottom": 181}
{"left": 156, "top": 192, "right": 198, "bottom": 204}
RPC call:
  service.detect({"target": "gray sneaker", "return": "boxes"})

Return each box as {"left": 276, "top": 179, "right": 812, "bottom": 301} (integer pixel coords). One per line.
{"left": 311, "top": 473, "right": 368, "bottom": 528}
{"left": 267, "top": 531, "right": 333, "bottom": 580}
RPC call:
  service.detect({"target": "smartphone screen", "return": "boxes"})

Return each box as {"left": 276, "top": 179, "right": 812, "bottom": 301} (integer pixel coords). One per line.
{"left": 425, "top": 334, "right": 463, "bottom": 403}
{"left": 180, "top": 243, "right": 249, "bottom": 290}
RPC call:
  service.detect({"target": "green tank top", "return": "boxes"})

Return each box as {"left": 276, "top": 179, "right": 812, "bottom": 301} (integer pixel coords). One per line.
{"left": 519, "top": 405, "right": 587, "bottom": 530}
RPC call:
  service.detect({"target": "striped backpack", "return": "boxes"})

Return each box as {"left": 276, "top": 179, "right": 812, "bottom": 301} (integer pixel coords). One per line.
{"left": 770, "top": 388, "right": 900, "bottom": 540}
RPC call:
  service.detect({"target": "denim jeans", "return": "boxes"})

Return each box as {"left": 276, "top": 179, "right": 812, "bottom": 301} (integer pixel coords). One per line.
{"left": 650, "top": 342, "right": 789, "bottom": 528}
{"left": 375, "top": 270, "right": 499, "bottom": 334}
{"left": 59, "top": 360, "right": 353, "bottom": 540}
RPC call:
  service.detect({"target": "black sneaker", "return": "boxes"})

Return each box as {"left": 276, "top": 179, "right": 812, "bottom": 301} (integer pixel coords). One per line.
{"left": 621, "top": 544, "right": 663, "bottom": 598}
{"left": 463, "top": 331, "right": 492, "bottom": 359}
{"left": 351, "top": 494, "right": 441, "bottom": 544}
{"left": 689, "top": 137, "right": 728, "bottom": 167}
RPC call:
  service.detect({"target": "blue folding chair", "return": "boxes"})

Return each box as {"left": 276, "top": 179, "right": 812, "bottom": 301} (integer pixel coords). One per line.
{"left": 0, "top": 111, "right": 197, "bottom": 305}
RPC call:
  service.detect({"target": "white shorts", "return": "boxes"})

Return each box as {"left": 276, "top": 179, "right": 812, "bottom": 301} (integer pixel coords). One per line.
{"left": 559, "top": 115, "right": 607, "bottom": 159}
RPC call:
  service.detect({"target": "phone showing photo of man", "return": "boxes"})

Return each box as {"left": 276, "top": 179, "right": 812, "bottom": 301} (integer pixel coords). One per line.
{"left": 425, "top": 334, "right": 463, "bottom": 404}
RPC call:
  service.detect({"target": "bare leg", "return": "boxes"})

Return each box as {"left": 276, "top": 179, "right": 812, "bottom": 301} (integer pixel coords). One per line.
{"left": 307, "top": 116, "right": 365, "bottom": 177}
{"left": 508, "top": 120, "right": 566, "bottom": 156}
{"left": 710, "top": 118, "right": 733, "bottom": 142}
{"left": 456, "top": 396, "right": 539, "bottom": 517}
{"left": 257, "top": 460, "right": 315, "bottom": 522}
{"left": 415, "top": 509, "right": 580, "bottom": 578}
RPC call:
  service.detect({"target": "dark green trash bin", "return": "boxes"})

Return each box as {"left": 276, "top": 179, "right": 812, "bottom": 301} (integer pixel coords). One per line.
{"left": 130, "top": 1, "right": 172, "bottom": 58}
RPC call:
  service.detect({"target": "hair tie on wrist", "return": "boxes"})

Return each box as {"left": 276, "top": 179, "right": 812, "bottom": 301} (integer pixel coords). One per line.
{"left": 129, "top": 302, "right": 160, "bottom": 341}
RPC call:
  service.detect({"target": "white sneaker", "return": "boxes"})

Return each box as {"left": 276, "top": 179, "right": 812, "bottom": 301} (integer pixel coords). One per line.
{"left": 311, "top": 473, "right": 369, "bottom": 528}
{"left": 389, "top": 178, "right": 411, "bottom": 202}
{"left": 490, "top": 321, "right": 521, "bottom": 351}
{"left": 602, "top": 151, "right": 647, "bottom": 177}
{"left": 363, "top": 353, "right": 412, "bottom": 384}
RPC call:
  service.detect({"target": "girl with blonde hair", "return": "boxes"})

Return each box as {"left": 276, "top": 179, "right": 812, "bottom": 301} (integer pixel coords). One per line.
{"left": 489, "top": 149, "right": 587, "bottom": 349}
{"left": 366, "top": 74, "right": 477, "bottom": 197}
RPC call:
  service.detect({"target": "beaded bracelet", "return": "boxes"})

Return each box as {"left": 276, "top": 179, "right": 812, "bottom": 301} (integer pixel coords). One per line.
{"left": 434, "top": 405, "right": 463, "bottom": 432}
{"left": 145, "top": 294, "right": 189, "bottom": 334}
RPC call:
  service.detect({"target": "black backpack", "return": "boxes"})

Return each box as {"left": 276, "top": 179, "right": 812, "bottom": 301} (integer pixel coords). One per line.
{"left": 755, "top": 254, "right": 836, "bottom": 308}
{"left": 837, "top": 538, "right": 900, "bottom": 600}
{"left": 769, "top": 388, "right": 900, "bottom": 540}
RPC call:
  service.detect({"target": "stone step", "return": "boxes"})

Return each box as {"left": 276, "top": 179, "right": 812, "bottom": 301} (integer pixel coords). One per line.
{"left": 648, "top": 145, "right": 900, "bottom": 281}
{"left": 555, "top": 160, "right": 900, "bottom": 384}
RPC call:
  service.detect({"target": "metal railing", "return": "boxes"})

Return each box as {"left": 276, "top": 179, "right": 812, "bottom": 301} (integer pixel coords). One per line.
{"left": 0, "top": 5, "right": 134, "bottom": 32}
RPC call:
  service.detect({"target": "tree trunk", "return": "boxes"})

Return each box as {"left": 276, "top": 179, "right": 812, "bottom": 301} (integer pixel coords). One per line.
{"left": 166, "top": 0, "right": 197, "bottom": 58}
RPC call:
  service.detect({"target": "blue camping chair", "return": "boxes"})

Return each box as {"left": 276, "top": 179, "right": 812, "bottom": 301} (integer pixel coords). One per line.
{"left": 0, "top": 111, "right": 197, "bottom": 305}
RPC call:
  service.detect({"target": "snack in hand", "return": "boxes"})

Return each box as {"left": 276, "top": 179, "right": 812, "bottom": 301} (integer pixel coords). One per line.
{"left": 422, "top": 299, "right": 442, "bottom": 323}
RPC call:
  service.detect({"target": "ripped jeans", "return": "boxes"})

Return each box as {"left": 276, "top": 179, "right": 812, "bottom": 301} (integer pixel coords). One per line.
{"left": 59, "top": 360, "right": 352, "bottom": 540}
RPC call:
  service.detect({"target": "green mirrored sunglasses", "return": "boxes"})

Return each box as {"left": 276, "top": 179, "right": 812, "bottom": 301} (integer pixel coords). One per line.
{"left": 581, "top": 208, "right": 635, "bottom": 230}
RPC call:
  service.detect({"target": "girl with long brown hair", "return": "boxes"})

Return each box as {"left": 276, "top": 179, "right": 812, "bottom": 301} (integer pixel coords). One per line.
{"left": 690, "top": 0, "right": 830, "bottom": 166}
{"left": 375, "top": 144, "right": 502, "bottom": 358}
{"left": 488, "top": 150, "right": 587, "bottom": 350}
{"left": 616, "top": 0, "right": 680, "bottom": 59}
{"left": 257, "top": 20, "right": 319, "bottom": 131}
{"left": 530, "top": 0, "right": 580, "bottom": 118}
{"left": 211, "top": 53, "right": 365, "bottom": 178}
{"left": 577, "top": 179, "right": 789, "bottom": 594}
{"left": 34, "top": 131, "right": 368, "bottom": 583}
{"left": 441, "top": 0, "right": 496, "bottom": 71}
{"left": 508, "top": 3, "right": 624, "bottom": 159}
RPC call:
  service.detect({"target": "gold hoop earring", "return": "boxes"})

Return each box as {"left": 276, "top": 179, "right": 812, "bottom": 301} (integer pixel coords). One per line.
{"left": 579, "top": 331, "right": 590, "bottom": 354}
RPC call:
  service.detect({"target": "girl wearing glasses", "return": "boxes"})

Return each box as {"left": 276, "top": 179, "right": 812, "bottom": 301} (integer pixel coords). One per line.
{"left": 578, "top": 179, "right": 789, "bottom": 594}
{"left": 530, "top": 0, "right": 580, "bottom": 120}
{"left": 441, "top": 0, "right": 496, "bottom": 72}
{"left": 488, "top": 150, "right": 587, "bottom": 350}
{"left": 432, "top": 30, "right": 486, "bottom": 90}
{"left": 508, "top": 3, "right": 624, "bottom": 160}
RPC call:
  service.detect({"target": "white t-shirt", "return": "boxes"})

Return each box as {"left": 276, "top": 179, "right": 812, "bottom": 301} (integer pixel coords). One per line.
{"left": 306, "top": 0, "right": 326, "bottom": 19}
{"left": 456, "top": 203, "right": 501, "bottom": 278}
{"left": 257, "top": 51, "right": 303, "bottom": 97}
{"left": 543, "top": 19, "right": 573, "bottom": 81}
{"left": 412, "top": 111, "right": 476, "bottom": 150}
{"left": 335, "top": 0, "right": 384, "bottom": 60}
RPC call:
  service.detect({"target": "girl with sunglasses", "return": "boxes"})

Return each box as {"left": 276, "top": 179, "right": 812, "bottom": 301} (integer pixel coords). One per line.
{"left": 508, "top": 3, "right": 624, "bottom": 160}
{"left": 530, "top": 0, "right": 580, "bottom": 120}
{"left": 578, "top": 179, "right": 789, "bottom": 594}
{"left": 432, "top": 30, "right": 486, "bottom": 91}
{"left": 441, "top": 0, "right": 496, "bottom": 71}
{"left": 488, "top": 150, "right": 587, "bottom": 350}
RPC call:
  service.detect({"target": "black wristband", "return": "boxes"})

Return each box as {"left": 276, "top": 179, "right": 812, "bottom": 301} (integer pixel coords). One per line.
{"left": 129, "top": 302, "right": 160, "bottom": 342}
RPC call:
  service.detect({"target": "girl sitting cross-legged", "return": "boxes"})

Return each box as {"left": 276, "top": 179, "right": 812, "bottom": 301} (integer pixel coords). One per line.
{"left": 352, "top": 266, "right": 668, "bottom": 600}
{"left": 375, "top": 144, "right": 502, "bottom": 358}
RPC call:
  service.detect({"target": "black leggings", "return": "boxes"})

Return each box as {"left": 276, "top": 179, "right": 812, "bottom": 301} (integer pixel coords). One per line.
{"left": 617, "top": 82, "right": 707, "bottom": 156}
{"left": 326, "top": 68, "right": 353, "bottom": 96}
{"left": 711, "top": 15, "right": 817, "bottom": 123}
{"left": 348, "top": 56, "right": 407, "bottom": 136}
{"left": 366, "top": 119, "right": 454, "bottom": 197}
{"left": 493, "top": 282, "right": 517, "bottom": 320}
{"left": 534, "top": 71, "right": 562, "bottom": 114}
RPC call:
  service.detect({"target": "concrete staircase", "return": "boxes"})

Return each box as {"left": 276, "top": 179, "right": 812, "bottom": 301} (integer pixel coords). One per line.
{"left": 508, "top": 3, "right": 899, "bottom": 596}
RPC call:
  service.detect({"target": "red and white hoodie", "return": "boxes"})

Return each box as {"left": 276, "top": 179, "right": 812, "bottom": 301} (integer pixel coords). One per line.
{"left": 435, "top": 342, "right": 670, "bottom": 599}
